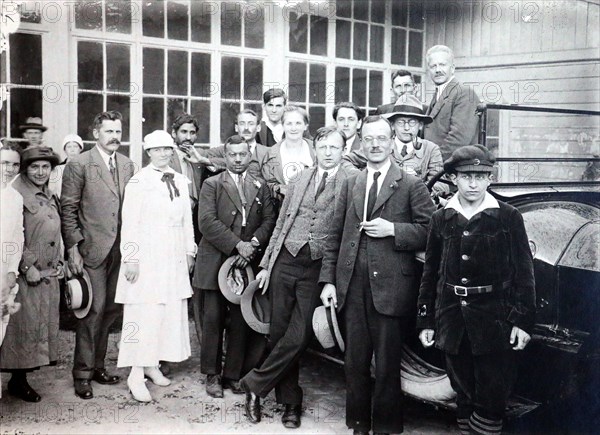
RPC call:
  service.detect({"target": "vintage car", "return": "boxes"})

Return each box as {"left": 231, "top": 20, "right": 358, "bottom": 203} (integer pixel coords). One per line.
{"left": 310, "top": 103, "right": 600, "bottom": 419}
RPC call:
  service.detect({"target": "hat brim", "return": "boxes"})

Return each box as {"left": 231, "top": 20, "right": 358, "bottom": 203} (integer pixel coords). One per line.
{"left": 67, "top": 269, "right": 93, "bottom": 319}
{"left": 19, "top": 124, "right": 48, "bottom": 132}
{"left": 20, "top": 155, "right": 60, "bottom": 172}
{"left": 240, "top": 279, "right": 270, "bottom": 334}
{"left": 327, "top": 304, "right": 345, "bottom": 352}
{"left": 384, "top": 111, "right": 433, "bottom": 125}
{"left": 453, "top": 164, "right": 494, "bottom": 173}
{"left": 217, "top": 256, "right": 255, "bottom": 304}
{"left": 312, "top": 306, "right": 336, "bottom": 349}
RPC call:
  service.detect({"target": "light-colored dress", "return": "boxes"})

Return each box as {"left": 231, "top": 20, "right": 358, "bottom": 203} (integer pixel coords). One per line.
{"left": 0, "top": 175, "right": 61, "bottom": 369}
{"left": 115, "top": 164, "right": 195, "bottom": 367}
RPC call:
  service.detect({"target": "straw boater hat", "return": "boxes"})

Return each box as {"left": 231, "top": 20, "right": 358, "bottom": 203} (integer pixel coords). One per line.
{"left": 65, "top": 269, "right": 93, "bottom": 319}
{"left": 143, "top": 130, "right": 177, "bottom": 150}
{"left": 443, "top": 144, "right": 496, "bottom": 174}
{"left": 19, "top": 146, "right": 60, "bottom": 172}
{"left": 217, "top": 256, "right": 255, "bottom": 304}
{"left": 380, "top": 94, "right": 433, "bottom": 124}
{"left": 62, "top": 134, "right": 84, "bottom": 150}
{"left": 19, "top": 117, "right": 47, "bottom": 132}
{"left": 240, "top": 279, "right": 270, "bottom": 335}
{"left": 312, "top": 304, "right": 345, "bottom": 352}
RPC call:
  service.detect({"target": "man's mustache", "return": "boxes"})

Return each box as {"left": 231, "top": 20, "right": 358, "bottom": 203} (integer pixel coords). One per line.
{"left": 109, "top": 139, "right": 121, "bottom": 145}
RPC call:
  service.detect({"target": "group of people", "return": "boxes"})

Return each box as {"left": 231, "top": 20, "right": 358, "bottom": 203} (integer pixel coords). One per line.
{"left": 0, "top": 45, "right": 536, "bottom": 435}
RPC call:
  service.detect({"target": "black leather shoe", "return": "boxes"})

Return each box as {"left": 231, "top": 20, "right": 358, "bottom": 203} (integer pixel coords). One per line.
{"left": 241, "top": 381, "right": 261, "bottom": 423}
{"left": 206, "top": 374, "right": 224, "bottom": 398}
{"left": 92, "top": 368, "right": 120, "bottom": 385}
{"left": 282, "top": 404, "right": 301, "bottom": 429}
{"left": 222, "top": 378, "right": 244, "bottom": 395}
{"left": 74, "top": 379, "right": 93, "bottom": 400}
{"left": 8, "top": 378, "right": 41, "bottom": 402}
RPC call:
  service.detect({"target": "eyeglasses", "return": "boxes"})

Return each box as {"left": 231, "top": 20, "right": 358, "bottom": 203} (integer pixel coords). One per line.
{"left": 456, "top": 173, "right": 490, "bottom": 182}
{"left": 394, "top": 119, "right": 419, "bottom": 128}
{"left": 362, "top": 135, "right": 391, "bottom": 145}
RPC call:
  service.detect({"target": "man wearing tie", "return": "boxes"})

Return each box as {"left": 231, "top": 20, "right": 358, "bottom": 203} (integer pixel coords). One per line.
{"left": 62, "top": 110, "right": 136, "bottom": 399}
{"left": 192, "top": 135, "right": 276, "bottom": 399}
{"left": 424, "top": 45, "right": 481, "bottom": 160}
{"left": 319, "top": 116, "right": 435, "bottom": 435}
{"left": 240, "top": 127, "right": 358, "bottom": 428}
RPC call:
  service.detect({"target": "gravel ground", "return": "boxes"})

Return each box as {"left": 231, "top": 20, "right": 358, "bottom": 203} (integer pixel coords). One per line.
{"left": 0, "top": 322, "right": 461, "bottom": 434}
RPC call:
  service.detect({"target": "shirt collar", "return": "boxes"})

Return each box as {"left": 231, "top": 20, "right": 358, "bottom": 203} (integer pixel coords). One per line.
{"left": 95, "top": 145, "right": 115, "bottom": 167}
{"left": 227, "top": 170, "right": 247, "bottom": 183}
{"left": 394, "top": 137, "right": 414, "bottom": 155}
{"left": 317, "top": 164, "right": 339, "bottom": 180}
{"left": 445, "top": 191, "right": 499, "bottom": 219}
{"left": 436, "top": 76, "right": 455, "bottom": 99}
{"left": 149, "top": 162, "right": 175, "bottom": 174}
{"left": 366, "top": 158, "right": 392, "bottom": 180}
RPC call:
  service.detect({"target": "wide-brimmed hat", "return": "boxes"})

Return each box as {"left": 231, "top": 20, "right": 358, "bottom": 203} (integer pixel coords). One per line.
{"left": 381, "top": 95, "right": 433, "bottom": 124}
{"left": 312, "top": 304, "right": 344, "bottom": 352}
{"left": 19, "top": 117, "right": 47, "bottom": 132}
{"left": 217, "top": 256, "right": 255, "bottom": 304}
{"left": 62, "top": 134, "right": 84, "bottom": 150}
{"left": 443, "top": 144, "right": 496, "bottom": 174}
{"left": 240, "top": 279, "right": 270, "bottom": 334}
{"left": 20, "top": 146, "right": 60, "bottom": 171}
{"left": 65, "top": 269, "right": 93, "bottom": 319}
{"left": 143, "top": 130, "right": 176, "bottom": 151}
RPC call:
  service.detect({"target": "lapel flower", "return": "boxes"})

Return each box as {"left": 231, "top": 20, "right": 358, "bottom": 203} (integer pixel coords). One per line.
{"left": 390, "top": 181, "right": 398, "bottom": 189}
{"left": 253, "top": 180, "right": 261, "bottom": 189}
{"left": 255, "top": 197, "right": 262, "bottom": 206}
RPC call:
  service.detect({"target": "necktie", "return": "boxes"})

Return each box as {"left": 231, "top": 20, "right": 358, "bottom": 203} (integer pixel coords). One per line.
{"left": 401, "top": 144, "right": 408, "bottom": 157}
{"left": 161, "top": 172, "right": 180, "bottom": 201}
{"left": 366, "top": 171, "right": 381, "bottom": 221}
{"left": 237, "top": 174, "right": 247, "bottom": 226}
{"left": 109, "top": 156, "right": 119, "bottom": 191}
{"left": 315, "top": 171, "right": 328, "bottom": 199}
{"left": 428, "top": 87, "right": 438, "bottom": 113}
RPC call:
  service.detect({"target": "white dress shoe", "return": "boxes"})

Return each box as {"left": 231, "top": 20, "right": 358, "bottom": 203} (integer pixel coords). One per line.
{"left": 144, "top": 366, "right": 171, "bottom": 386}
{"left": 127, "top": 377, "right": 152, "bottom": 402}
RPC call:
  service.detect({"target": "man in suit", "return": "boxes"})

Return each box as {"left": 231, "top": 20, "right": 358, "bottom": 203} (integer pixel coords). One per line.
{"left": 192, "top": 135, "right": 276, "bottom": 399}
{"left": 333, "top": 102, "right": 365, "bottom": 155}
{"left": 319, "top": 115, "right": 436, "bottom": 434}
{"left": 424, "top": 45, "right": 481, "bottom": 160}
{"left": 61, "top": 110, "right": 136, "bottom": 399}
{"left": 255, "top": 88, "right": 287, "bottom": 147}
{"left": 187, "top": 109, "right": 268, "bottom": 177}
{"left": 240, "top": 127, "right": 358, "bottom": 427}
{"left": 375, "top": 70, "right": 417, "bottom": 115}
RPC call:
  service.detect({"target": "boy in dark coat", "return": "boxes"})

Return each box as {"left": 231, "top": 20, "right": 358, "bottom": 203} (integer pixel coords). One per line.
{"left": 417, "top": 145, "right": 536, "bottom": 435}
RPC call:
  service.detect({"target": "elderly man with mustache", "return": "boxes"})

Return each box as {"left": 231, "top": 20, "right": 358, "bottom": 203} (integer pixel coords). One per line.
{"left": 61, "top": 110, "right": 136, "bottom": 400}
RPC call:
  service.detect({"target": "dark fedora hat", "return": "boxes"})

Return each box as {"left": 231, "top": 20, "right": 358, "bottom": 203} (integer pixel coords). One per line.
{"left": 312, "top": 304, "right": 345, "bottom": 352}
{"left": 240, "top": 279, "right": 270, "bottom": 335}
{"left": 19, "top": 146, "right": 60, "bottom": 172}
{"left": 443, "top": 144, "right": 496, "bottom": 174}
{"left": 65, "top": 269, "right": 93, "bottom": 319}
{"left": 19, "top": 117, "right": 47, "bottom": 132}
{"left": 217, "top": 256, "right": 255, "bottom": 304}
{"left": 381, "top": 95, "right": 433, "bottom": 124}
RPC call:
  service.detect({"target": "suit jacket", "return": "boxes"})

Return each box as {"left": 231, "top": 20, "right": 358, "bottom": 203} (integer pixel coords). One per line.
{"left": 61, "top": 146, "right": 135, "bottom": 268}
{"left": 319, "top": 162, "right": 436, "bottom": 317}
{"left": 169, "top": 150, "right": 205, "bottom": 200}
{"left": 259, "top": 165, "right": 358, "bottom": 281}
{"left": 193, "top": 171, "right": 276, "bottom": 290}
{"left": 424, "top": 78, "right": 481, "bottom": 160}
{"left": 345, "top": 135, "right": 362, "bottom": 154}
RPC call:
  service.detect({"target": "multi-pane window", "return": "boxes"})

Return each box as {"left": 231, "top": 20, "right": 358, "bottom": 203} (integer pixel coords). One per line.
{"left": 141, "top": 48, "right": 212, "bottom": 143}
{"left": 220, "top": 1, "right": 265, "bottom": 48}
{"left": 289, "top": 11, "right": 328, "bottom": 56}
{"left": 288, "top": 62, "right": 327, "bottom": 134}
{"left": 75, "top": 0, "right": 133, "bottom": 34}
{"left": 0, "top": 33, "right": 43, "bottom": 142}
{"left": 391, "top": 0, "right": 425, "bottom": 67}
{"left": 77, "top": 40, "right": 131, "bottom": 155}
{"left": 335, "top": 0, "right": 385, "bottom": 63}
{"left": 220, "top": 56, "right": 264, "bottom": 141}
{"left": 142, "top": 0, "right": 211, "bottom": 43}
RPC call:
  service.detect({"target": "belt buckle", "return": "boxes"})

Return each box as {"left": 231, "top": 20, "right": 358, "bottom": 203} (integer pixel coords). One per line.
{"left": 454, "top": 285, "right": 468, "bottom": 297}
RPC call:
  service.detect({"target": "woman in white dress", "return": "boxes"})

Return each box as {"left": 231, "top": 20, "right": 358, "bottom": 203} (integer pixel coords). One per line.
{"left": 116, "top": 130, "right": 195, "bottom": 402}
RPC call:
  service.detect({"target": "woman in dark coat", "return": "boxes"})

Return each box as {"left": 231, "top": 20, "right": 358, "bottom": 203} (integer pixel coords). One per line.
{"left": 0, "top": 147, "right": 62, "bottom": 402}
